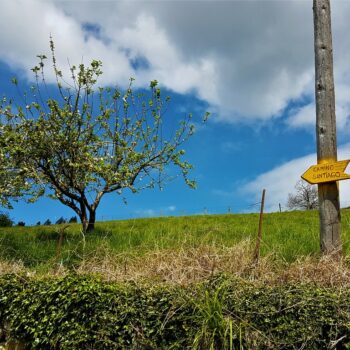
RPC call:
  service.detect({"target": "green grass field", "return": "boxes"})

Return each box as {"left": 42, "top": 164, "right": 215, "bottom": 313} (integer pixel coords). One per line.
{"left": 2, "top": 209, "right": 350, "bottom": 349}
{"left": 1, "top": 209, "right": 350, "bottom": 272}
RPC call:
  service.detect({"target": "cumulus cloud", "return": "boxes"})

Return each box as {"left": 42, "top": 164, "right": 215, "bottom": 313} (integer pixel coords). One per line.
{"left": 241, "top": 143, "right": 350, "bottom": 212}
{"left": 287, "top": 99, "right": 350, "bottom": 130}
{"left": 1, "top": 0, "right": 350, "bottom": 124}
{"left": 0, "top": 0, "right": 134, "bottom": 84}
{"left": 129, "top": 0, "right": 315, "bottom": 120}
{"left": 288, "top": 103, "right": 315, "bottom": 128}
{"left": 0, "top": 0, "right": 217, "bottom": 98}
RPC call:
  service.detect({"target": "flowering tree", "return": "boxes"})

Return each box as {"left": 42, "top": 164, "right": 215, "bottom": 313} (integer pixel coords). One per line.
{"left": 0, "top": 40, "right": 206, "bottom": 232}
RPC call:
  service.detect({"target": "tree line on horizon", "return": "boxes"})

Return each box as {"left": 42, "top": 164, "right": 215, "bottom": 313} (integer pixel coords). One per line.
{"left": 0, "top": 212, "right": 78, "bottom": 228}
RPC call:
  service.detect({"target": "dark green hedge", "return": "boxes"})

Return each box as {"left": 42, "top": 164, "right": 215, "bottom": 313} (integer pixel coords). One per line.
{"left": 0, "top": 274, "right": 349, "bottom": 349}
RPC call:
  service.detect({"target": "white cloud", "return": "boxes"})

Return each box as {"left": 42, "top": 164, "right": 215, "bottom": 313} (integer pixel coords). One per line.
{"left": 0, "top": 0, "right": 134, "bottom": 85}
{"left": 135, "top": 205, "right": 176, "bottom": 217}
{"left": 241, "top": 143, "right": 350, "bottom": 211}
{"left": 0, "top": 0, "right": 217, "bottom": 99}
{"left": 287, "top": 88, "right": 350, "bottom": 130}
{"left": 117, "top": 14, "right": 218, "bottom": 100}
{"left": 166, "top": 205, "right": 176, "bottom": 212}
{"left": 135, "top": 208, "right": 156, "bottom": 217}
{"left": 1, "top": 0, "right": 350, "bottom": 124}
{"left": 288, "top": 103, "right": 315, "bottom": 128}
{"left": 220, "top": 141, "right": 242, "bottom": 153}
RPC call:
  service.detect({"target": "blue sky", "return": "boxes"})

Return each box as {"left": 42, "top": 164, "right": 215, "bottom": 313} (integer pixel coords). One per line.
{"left": 2, "top": 0, "right": 350, "bottom": 225}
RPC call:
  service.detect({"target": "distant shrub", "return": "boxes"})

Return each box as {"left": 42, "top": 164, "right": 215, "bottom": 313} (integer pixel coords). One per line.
{"left": 43, "top": 219, "right": 51, "bottom": 226}
{"left": 0, "top": 212, "right": 13, "bottom": 227}
{"left": 36, "top": 221, "right": 41, "bottom": 226}
{"left": 68, "top": 216, "right": 78, "bottom": 223}
{"left": 17, "top": 221, "right": 25, "bottom": 227}
{"left": 55, "top": 217, "right": 66, "bottom": 225}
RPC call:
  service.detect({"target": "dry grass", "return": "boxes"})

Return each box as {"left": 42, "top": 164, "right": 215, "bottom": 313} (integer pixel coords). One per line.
{"left": 0, "top": 260, "right": 26, "bottom": 275}
{"left": 75, "top": 239, "right": 262, "bottom": 284}
{"left": 2, "top": 240, "right": 350, "bottom": 287}
{"left": 66, "top": 240, "right": 350, "bottom": 287}
{"left": 280, "top": 254, "right": 350, "bottom": 287}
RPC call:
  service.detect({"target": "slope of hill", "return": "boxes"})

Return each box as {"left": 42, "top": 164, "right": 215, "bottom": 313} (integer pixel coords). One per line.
{"left": 0, "top": 209, "right": 350, "bottom": 283}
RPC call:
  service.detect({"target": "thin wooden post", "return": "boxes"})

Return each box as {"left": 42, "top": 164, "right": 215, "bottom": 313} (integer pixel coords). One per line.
{"left": 253, "top": 189, "right": 266, "bottom": 264}
{"left": 313, "top": 0, "right": 341, "bottom": 255}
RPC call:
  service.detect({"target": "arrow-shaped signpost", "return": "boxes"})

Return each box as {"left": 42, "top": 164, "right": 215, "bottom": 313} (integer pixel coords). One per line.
{"left": 302, "top": 160, "right": 350, "bottom": 185}
{"left": 304, "top": 0, "right": 346, "bottom": 255}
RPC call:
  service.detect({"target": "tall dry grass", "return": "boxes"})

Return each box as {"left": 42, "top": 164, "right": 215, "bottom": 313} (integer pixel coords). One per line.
{"left": 0, "top": 239, "right": 346, "bottom": 287}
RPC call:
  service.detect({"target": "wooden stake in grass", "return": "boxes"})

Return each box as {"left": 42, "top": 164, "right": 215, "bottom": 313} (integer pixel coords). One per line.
{"left": 313, "top": 0, "right": 341, "bottom": 255}
{"left": 253, "top": 189, "right": 266, "bottom": 265}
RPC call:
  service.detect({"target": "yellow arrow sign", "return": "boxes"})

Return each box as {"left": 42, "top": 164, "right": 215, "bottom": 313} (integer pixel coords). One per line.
{"left": 301, "top": 159, "right": 350, "bottom": 184}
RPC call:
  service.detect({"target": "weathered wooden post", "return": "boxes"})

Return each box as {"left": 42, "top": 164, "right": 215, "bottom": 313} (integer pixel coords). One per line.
{"left": 252, "top": 189, "right": 266, "bottom": 265}
{"left": 313, "top": 0, "right": 340, "bottom": 254}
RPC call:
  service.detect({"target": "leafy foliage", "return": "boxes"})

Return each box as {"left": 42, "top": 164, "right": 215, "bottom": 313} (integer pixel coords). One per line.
{"left": 0, "top": 39, "right": 205, "bottom": 232}
{"left": 0, "top": 212, "right": 13, "bottom": 227}
{"left": 0, "top": 126, "right": 32, "bottom": 209}
{"left": 0, "top": 274, "right": 349, "bottom": 349}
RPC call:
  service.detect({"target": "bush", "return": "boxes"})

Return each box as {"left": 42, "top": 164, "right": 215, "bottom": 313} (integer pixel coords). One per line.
{"left": 17, "top": 221, "right": 25, "bottom": 227}
{"left": 0, "top": 275, "right": 349, "bottom": 349}
{"left": 55, "top": 217, "right": 66, "bottom": 225}
{"left": 68, "top": 216, "right": 78, "bottom": 223}
{"left": 0, "top": 212, "right": 13, "bottom": 227}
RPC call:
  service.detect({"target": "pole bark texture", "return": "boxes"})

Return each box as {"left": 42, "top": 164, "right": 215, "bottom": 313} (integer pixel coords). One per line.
{"left": 313, "top": 0, "right": 341, "bottom": 254}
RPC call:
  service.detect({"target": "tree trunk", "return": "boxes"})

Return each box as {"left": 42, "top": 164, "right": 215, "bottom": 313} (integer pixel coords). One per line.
{"left": 313, "top": 0, "right": 341, "bottom": 255}
{"left": 79, "top": 211, "right": 96, "bottom": 233}
{"left": 86, "top": 210, "right": 96, "bottom": 233}
{"left": 80, "top": 213, "right": 89, "bottom": 233}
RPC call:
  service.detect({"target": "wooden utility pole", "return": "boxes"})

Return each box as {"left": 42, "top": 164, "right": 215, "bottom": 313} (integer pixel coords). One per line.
{"left": 313, "top": 0, "right": 341, "bottom": 254}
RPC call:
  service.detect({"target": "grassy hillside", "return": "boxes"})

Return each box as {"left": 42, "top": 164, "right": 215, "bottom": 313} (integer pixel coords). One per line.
{"left": 2, "top": 211, "right": 350, "bottom": 349}
{"left": 2, "top": 211, "right": 350, "bottom": 348}
{"left": 1, "top": 209, "right": 350, "bottom": 280}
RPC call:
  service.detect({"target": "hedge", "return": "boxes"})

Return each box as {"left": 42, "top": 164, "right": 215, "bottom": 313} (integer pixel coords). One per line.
{"left": 0, "top": 274, "right": 349, "bottom": 349}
